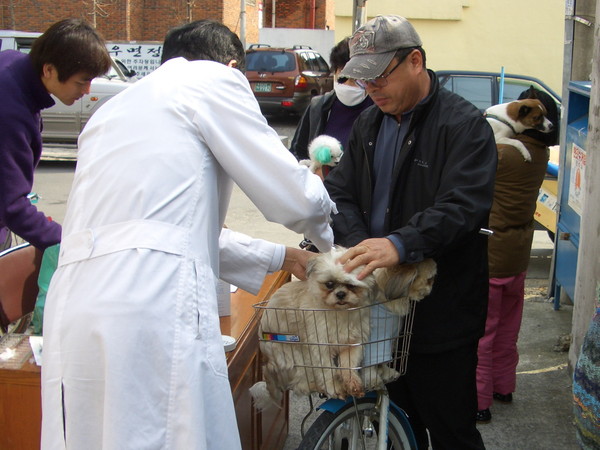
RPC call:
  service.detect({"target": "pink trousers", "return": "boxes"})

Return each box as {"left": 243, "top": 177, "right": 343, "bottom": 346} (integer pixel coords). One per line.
{"left": 476, "top": 272, "right": 526, "bottom": 410}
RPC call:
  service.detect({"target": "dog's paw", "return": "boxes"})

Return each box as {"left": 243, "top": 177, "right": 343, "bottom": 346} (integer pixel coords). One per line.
{"left": 341, "top": 371, "right": 365, "bottom": 398}
{"left": 249, "top": 381, "right": 281, "bottom": 411}
{"left": 377, "top": 365, "right": 400, "bottom": 384}
{"left": 497, "top": 138, "right": 532, "bottom": 162}
{"left": 514, "top": 142, "right": 532, "bottom": 162}
{"left": 407, "top": 259, "right": 437, "bottom": 301}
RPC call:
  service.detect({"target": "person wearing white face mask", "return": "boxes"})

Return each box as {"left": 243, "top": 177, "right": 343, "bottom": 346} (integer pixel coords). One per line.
{"left": 289, "top": 37, "right": 374, "bottom": 169}
{"left": 333, "top": 76, "right": 369, "bottom": 106}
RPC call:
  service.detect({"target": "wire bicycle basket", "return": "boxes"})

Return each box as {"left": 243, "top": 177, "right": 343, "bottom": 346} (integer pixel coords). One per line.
{"left": 253, "top": 299, "right": 417, "bottom": 398}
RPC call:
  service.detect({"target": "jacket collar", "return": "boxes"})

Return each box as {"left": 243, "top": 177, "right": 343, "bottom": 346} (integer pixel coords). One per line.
{"left": 11, "top": 52, "right": 55, "bottom": 113}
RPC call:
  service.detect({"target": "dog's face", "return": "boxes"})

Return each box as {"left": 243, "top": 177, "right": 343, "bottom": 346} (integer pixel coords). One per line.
{"left": 308, "top": 135, "right": 344, "bottom": 168}
{"left": 506, "top": 98, "right": 553, "bottom": 133}
{"left": 306, "top": 248, "right": 377, "bottom": 309}
{"left": 328, "top": 146, "right": 344, "bottom": 167}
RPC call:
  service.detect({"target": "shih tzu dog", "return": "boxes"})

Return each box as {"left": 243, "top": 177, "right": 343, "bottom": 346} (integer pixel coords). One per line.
{"left": 250, "top": 247, "right": 437, "bottom": 410}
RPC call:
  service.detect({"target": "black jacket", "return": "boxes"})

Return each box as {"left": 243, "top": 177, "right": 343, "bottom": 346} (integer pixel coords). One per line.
{"left": 289, "top": 91, "right": 337, "bottom": 161}
{"left": 325, "top": 71, "right": 498, "bottom": 353}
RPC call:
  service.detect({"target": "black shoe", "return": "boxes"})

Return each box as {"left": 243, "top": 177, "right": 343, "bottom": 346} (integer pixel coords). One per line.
{"left": 476, "top": 409, "right": 492, "bottom": 423}
{"left": 493, "top": 392, "right": 513, "bottom": 403}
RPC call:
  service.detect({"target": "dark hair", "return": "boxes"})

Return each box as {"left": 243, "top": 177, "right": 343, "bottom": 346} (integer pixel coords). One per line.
{"left": 518, "top": 86, "right": 560, "bottom": 146}
{"left": 394, "top": 46, "right": 427, "bottom": 69}
{"left": 329, "top": 37, "right": 350, "bottom": 73}
{"left": 161, "top": 20, "right": 246, "bottom": 72}
{"left": 29, "top": 18, "right": 111, "bottom": 82}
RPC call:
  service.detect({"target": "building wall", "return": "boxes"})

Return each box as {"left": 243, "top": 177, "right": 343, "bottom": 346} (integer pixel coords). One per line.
{"left": 0, "top": 0, "right": 335, "bottom": 51}
{"left": 262, "top": 0, "right": 333, "bottom": 29}
{"left": 335, "top": 0, "right": 565, "bottom": 93}
{"left": 0, "top": 0, "right": 261, "bottom": 47}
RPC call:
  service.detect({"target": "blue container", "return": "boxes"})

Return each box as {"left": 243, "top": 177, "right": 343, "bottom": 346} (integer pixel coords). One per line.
{"left": 553, "top": 81, "right": 591, "bottom": 308}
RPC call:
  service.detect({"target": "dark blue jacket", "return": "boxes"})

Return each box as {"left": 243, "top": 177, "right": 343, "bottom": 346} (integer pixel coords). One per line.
{"left": 325, "top": 71, "right": 497, "bottom": 353}
{"left": 0, "top": 50, "right": 61, "bottom": 249}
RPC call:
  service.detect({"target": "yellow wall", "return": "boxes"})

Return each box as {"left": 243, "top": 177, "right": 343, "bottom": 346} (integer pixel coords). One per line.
{"left": 335, "top": 0, "right": 565, "bottom": 94}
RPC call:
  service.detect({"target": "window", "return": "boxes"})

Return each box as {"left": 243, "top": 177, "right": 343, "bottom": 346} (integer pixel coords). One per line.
{"left": 246, "top": 51, "right": 295, "bottom": 73}
{"left": 315, "top": 55, "right": 330, "bottom": 73}
{"left": 440, "top": 75, "right": 493, "bottom": 111}
{"left": 501, "top": 79, "right": 551, "bottom": 103}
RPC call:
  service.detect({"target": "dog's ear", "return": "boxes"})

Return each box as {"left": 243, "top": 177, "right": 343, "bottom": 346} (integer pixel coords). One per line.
{"left": 517, "top": 104, "right": 532, "bottom": 119}
{"left": 378, "top": 265, "right": 419, "bottom": 301}
{"left": 527, "top": 85, "right": 537, "bottom": 99}
{"left": 407, "top": 259, "right": 437, "bottom": 300}
{"left": 305, "top": 253, "right": 320, "bottom": 278}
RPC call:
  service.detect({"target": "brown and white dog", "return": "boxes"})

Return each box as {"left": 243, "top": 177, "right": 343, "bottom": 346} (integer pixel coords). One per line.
{"left": 484, "top": 87, "right": 553, "bottom": 162}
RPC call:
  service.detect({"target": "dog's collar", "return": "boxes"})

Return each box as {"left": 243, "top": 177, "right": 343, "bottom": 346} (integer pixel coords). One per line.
{"left": 484, "top": 113, "right": 517, "bottom": 135}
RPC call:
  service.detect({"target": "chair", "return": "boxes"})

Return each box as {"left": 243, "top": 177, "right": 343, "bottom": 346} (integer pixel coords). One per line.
{"left": 0, "top": 244, "right": 42, "bottom": 332}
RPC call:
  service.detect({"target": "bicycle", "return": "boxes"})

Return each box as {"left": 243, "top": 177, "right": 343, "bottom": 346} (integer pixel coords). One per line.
{"left": 253, "top": 298, "right": 419, "bottom": 450}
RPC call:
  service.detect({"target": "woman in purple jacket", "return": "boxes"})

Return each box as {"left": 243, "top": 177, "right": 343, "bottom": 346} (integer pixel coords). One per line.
{"left": 0, "top": 18, "right": 111, "bottom": 251}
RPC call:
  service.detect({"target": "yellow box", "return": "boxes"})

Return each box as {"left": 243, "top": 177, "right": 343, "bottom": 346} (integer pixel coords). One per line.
{"left": 534, "top": 178, "right": 558, "bottom": 233}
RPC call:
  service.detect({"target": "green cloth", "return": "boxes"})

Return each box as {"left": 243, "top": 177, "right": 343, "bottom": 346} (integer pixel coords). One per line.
{"left": 32, "top": 243, "right": 59, "bottom": 335}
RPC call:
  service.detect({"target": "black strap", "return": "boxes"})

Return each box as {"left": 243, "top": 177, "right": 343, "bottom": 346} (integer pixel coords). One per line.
{"left": 484, "top": 113, "right": 517, "bottom": 135}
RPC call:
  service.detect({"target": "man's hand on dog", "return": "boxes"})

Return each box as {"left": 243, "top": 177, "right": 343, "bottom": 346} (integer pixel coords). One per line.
{"left": 339, "top": 238, "right": 400, "bottom": 280}
{"left": 282, "top": 247, "right": 315, "bottom": 280}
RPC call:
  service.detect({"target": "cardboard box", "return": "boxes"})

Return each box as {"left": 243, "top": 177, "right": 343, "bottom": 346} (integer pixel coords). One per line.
{"left": 535, "top": 178, "right": 558, "bottom": 233}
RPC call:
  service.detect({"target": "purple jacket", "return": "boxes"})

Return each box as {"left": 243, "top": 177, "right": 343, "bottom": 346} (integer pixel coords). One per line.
{"left": 0, "top": 50, "right": 61, "bottom": 249}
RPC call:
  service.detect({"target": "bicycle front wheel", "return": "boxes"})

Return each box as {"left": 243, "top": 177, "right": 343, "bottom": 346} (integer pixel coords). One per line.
{"left": 298, "top": 397, "right": 416, "bottom": 450}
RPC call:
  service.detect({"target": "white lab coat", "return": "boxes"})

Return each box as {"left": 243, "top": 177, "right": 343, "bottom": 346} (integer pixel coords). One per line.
{"left": 41, "top": 58, "right": 334, "bottom": 450}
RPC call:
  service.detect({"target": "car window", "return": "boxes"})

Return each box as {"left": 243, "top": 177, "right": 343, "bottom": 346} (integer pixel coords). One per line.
{"left": 246, "top": 51, "right": 295, "bottom": 72}
{"left": 298, "top": 52, "right": 311, "bottom": 71}
{"left": 315, "top": 55, "right": 330, "bottom": 73}
{"left": 440, "top": 75, "right": 493, "bottom": 111}
{"left": 500, "top": 78, "right": 554, "bottom": 103}
{"left": 302, "top": 51, "right": 320, "bottom": 72}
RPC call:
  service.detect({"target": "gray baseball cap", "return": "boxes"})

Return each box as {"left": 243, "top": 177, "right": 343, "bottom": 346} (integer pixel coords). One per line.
{"left": 340, "top": 15, "right": 422, "bottom": 80}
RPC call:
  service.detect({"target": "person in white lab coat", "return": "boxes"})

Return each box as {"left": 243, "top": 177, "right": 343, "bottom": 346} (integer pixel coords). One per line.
{"left": 41, "top": 20, "right": 335, "bottom": 450}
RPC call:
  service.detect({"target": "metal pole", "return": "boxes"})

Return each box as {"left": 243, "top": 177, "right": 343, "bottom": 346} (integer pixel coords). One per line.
{"left": 352, "top": 0, "right": 367, "bottom": 33}
{"left": 240, "top": 0, "right": 246, "bottom": 48}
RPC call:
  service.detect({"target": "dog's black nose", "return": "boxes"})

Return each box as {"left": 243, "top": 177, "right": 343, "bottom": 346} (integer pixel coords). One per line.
{"left": 336, "top": 291, "right": 346, "bottom": 300}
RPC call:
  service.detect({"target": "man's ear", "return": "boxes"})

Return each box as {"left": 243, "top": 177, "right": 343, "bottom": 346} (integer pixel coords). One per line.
{"left": 41, "top": 63, "right": 57, "bottom": 79}
{"left": 409, "top": 49, "right": 422, "bottom": 70}
{"left": 227, "top": 59, "right": 238, "bottom": 68}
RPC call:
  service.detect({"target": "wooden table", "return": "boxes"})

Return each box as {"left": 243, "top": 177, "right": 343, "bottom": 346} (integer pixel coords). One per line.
{"left": 221, "top": 271, "right": 290, "bottom": 450}
{"left": 0, "top": 271, "right": 290, "bottom": 450}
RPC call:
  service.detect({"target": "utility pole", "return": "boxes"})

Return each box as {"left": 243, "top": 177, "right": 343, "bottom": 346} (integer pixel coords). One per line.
{"left": 570, "top": 0, "right": 600, "bottom": 364}
{"left": 240, "top": 0, "right": 246, "bottom": 48}
{"left": 271, "top": 0, "right": 276, "bottom": 28}
{"left": 352, "top": 0, "right": 367, "bottom": 33}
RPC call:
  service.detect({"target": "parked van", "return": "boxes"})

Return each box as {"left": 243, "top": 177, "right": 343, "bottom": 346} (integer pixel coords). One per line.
{"left": 0, "top": 30, "right": 41, "bottom": 52}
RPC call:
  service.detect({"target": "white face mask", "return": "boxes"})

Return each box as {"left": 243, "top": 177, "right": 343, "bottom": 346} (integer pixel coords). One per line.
{"left": 334, "top": 82, "right": 368, "bottom": 107}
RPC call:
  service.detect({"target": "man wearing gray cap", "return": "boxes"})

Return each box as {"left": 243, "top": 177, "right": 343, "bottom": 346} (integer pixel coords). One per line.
{"left": 330, "top": 15, "right": 497, "bottom": 449}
